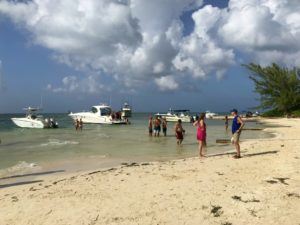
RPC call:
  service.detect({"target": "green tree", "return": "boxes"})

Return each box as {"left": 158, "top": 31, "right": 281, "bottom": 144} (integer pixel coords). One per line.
{"left": 243, "top": 63, "right": 300, "bottom": 115}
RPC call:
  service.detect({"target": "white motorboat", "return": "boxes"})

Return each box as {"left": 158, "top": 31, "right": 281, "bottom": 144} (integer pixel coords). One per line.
{"left": 11, "top": 107, "right": 59, "bottom": 129}
{"left": 69, "top": 104, "right": 127, "bottom": 124}
{"left": 156, "top": 109, "right": 192, "bottom": 123}
{"left": 121, "top": 102, "right": 132, "bottom": 118}
{"left": 205, "top": 111, "right": 218, "bottom": 119}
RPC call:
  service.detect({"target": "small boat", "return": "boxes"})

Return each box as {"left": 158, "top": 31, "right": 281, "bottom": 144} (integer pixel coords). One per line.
{"left": 121, "top": 102, "right": 132, "bottom": 118}
{"left": 156, "top": 109, "right": 192, "bottom": 123}
{"left": 205, "top": 111, "right": 218, "bottom": 119}
{"left": 69, "top": 104, "right": 127, "bottom": 124}
{"left": 11, "top": 107, "right": 58, "bottom": 129}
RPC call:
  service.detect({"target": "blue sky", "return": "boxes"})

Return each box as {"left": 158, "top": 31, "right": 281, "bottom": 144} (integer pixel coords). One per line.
{"left": 0, "top": 0, "right": 299, "bottom": 113}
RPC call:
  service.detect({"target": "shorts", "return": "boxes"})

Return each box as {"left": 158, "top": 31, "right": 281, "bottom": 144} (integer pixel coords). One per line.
{"left": 163, "top": 128, "right": 167, "bottom": 133}
{"left": 149, "top": 128, "right": 153, "bottom": 133}
{"left": 232, "top": 132, "right": 241, "bottom": 143}
{"left": 154, "top": 126, "right": 161, "bottom": 133}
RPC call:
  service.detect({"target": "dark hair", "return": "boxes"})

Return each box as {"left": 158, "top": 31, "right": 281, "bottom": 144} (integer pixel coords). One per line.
{"left": 178, "top": 119, "right": 182, "bottom": 123}
{"left": 199, "top": 113, "right": 205, "bottom": 121}
{"left": 231, "top": 109, "right": 238, "bottom": 114}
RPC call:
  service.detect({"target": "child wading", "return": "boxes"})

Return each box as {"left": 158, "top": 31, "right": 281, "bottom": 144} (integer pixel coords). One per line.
{"left": 174, "top": 119, "right": 184, "bottom": 145}
{"left": 193, "top": 113, "right": 206, "bottom": 157}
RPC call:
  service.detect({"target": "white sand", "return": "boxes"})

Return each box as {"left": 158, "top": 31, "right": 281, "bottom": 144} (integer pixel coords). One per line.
{"left": 0, "top": 118, "right": 299, "bottom": 225}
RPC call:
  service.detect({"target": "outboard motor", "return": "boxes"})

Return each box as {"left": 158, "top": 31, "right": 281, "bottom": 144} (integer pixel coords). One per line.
{"left": 50, "top": 118, "right": 59, "bottom": 128}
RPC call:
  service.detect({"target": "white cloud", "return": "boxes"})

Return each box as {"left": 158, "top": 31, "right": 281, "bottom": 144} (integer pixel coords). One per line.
{"left": 218, "top": 0, "right": 300, "bottom": 65}
{"left": 155, "top": 75, "right": 178, "bottom": 91}
{"left": 0, "top": 0, "right": 299, "bottom": 94}
{"left": 47, "top": 75, "right": 110, "bottom": 94}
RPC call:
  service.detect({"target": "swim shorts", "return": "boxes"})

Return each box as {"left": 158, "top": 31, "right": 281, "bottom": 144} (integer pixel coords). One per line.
{"left": 232, "top": 132, "right": 241, "bottom": 143}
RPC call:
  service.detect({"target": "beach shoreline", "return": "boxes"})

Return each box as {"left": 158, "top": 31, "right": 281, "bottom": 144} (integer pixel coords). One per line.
{"left": 0, "top": 118, "right": 299, "bottom": 225}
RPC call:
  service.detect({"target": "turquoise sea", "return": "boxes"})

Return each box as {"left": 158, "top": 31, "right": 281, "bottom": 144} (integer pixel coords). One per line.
{"left": 0, "top": 113, "right": 272, "bottom": 178}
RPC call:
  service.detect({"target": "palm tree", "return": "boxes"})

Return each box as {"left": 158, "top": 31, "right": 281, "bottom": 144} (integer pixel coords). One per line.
{"left": 243, "top": 63, "right": 300, "bottom": 115}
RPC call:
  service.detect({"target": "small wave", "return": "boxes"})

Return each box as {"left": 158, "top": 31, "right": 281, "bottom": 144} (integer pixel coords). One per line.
{"left": 40, "top": 139, "right": 79, "bottom": 147}
{"left": 0, "top": 161, "right": 39, "bottom": 178}
{"left": 97, "top": 134, "right": 111, "bottom": 139}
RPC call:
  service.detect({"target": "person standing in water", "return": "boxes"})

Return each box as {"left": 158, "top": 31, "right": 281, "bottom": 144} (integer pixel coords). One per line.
{"left": 225, "top": 115, "right": 229, "bottom": 131}
{"left": 75, "top": 119, "right": 80, "bottom": 131}
{"left": 231, "top": 109, "right": 244, "bottom": 158}
{"left": 193, "top": 113, "right": 206, "bottom": 157}
{"left": 153, "top": 116, "right": 161, "bottom": 137}
{"left": 174, "top": 119, "right": 184, "bottom": 145}
{"left": 162, "top": 118, "right": 167, "bottom": 136}
{"left": 148, "top": 116, "right": 153, "bottom": 136}
{"left": 79, "top": 118, "right": 83, "bottom": 131}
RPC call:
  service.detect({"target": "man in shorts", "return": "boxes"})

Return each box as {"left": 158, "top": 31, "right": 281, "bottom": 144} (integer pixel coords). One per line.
{"left": 231, "top": 109, "right": 244, "bottom": 158}
{"left": 153, "top": 116, "right": 161, "bottom": 137}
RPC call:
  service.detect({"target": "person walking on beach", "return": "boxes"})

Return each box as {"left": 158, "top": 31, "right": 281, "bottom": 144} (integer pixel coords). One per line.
{"left": 225, "top": 115, "right": 229, "bottom": 131}
{"left": 153, "top": 116, "right": 161, "bottom": 137}
{"left": 148, "top": 116, "right": 153, "bottom": 136}
{"left": 162, "top": 118, "right": 167, "bottom": 136}
{"left": 174, "top": 119, "right": 184, "bottom": 145}
{"left": 231, "top": 109, "right": 244, "bottom": 158}
{"left": 193, "top": 113, "right": 206, "bottom": 157}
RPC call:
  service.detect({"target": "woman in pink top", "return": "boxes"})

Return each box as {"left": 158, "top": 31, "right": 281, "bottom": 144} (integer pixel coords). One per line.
{"left": 193, "top": 113, "right": 206, "bottom": 157}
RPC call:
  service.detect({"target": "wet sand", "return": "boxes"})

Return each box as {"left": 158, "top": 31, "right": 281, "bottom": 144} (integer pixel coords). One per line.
{"left": 0, "top": 118, "right": 299, "bottom": 225}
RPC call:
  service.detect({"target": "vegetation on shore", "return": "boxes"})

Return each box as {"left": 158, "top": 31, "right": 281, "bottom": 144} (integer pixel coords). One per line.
{"left": 244, "top": 63, "right": 300, "bottom": 117}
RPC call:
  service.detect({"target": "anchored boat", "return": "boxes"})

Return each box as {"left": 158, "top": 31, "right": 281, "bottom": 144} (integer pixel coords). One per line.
{"left": 156, "top": 109, "right": 192, "bottom": 123}
{"left": 69, "top": 104, "right": 127, "bottom": 125}
{"left": 11, "top": 107, "right": 58, "bottom": 129}
{"left": 121, "top": 102, "right": 132, "bottom": 118}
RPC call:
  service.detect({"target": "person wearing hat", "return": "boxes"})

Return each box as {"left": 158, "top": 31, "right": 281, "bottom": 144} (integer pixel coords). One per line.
{"left": 231, "top": 109, "right": 244, "bottom": 158}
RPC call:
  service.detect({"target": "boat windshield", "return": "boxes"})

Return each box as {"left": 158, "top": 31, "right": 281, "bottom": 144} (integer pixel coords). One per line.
{"left": 100, "top": 107, "right": 112, "bottom": 116}
{"left": 91, "top": 107, "right": 98, "bottom": 113}
{"left": 31, "top": 114, "right": 37, "bottom": 119}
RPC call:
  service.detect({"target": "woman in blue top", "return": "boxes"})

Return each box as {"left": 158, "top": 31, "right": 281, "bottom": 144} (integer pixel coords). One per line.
{"left": 231, "top": 109, "right": 244, "bottom": 158}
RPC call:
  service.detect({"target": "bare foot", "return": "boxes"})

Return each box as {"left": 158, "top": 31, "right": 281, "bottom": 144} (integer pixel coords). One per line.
{"left": 233, "top": 155, "right": 241, "bottom": 159}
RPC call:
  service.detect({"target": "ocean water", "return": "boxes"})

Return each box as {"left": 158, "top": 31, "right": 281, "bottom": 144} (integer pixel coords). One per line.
{"left": 0, "top": 113, "right": 272, "bottom": 177}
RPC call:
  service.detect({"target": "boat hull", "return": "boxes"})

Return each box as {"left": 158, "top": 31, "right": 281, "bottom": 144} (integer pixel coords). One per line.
{"left": 165, "top": 116, "right": 191, "bottom": 123}
{"left": 69, "top": 113, "right": 127, "bottom": 125}
{"left": 154, "top": 114, "right": 190, "bottom": 123}
{"left": 11, "top": 118, "right": 44, "bottom": 128}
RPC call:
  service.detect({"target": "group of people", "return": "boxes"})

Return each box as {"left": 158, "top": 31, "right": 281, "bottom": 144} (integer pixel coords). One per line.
{"left": 148, "top": 109, "right": 244, "bottom": 159}
{"left": 148, "top": 116, "right": 168, "bottom": 137}
{"left": 74, "top": 118, "right": 83, "bottom": 131}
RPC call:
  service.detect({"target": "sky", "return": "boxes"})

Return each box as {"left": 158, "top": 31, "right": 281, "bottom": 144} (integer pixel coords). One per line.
{"left": 0, "top": 0, "right": 299, "bottom": 113}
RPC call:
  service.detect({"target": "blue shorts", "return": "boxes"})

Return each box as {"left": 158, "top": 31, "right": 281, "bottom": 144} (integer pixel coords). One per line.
{"left": 154, "top": 126, "right": 161, "bottom": 132}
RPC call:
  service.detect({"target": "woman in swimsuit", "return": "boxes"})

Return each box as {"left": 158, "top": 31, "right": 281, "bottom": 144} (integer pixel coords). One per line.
{"left": 174, "top": 119, "right": 184, "bottom": 145}
{"left": 193, "top": 113, "right": 206, "bottom": 157}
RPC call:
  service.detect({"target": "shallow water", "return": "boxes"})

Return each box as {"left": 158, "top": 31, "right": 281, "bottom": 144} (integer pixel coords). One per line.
{"left": 0, "top": 113, "right": 272, "bottom": 176}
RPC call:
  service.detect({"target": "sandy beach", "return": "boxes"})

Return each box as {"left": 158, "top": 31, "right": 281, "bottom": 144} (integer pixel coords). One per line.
{"left": 0, "top": 118, "right": 299, "bottom": 225}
